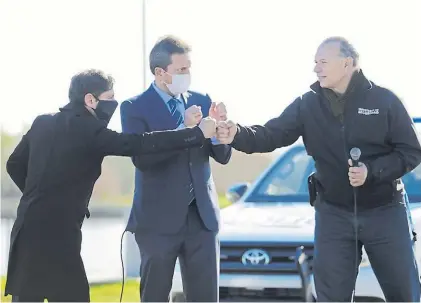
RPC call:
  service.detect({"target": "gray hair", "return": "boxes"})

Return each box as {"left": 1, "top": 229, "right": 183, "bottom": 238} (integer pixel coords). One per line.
{"left": 149, "top": 35, "right": 192, "bottom": 75}
{"left": 321, "top": 36, "right": 359, "bottom": 66}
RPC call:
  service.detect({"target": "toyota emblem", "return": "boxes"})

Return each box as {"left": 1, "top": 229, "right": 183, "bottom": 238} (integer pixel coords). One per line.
{"left": 241, "top": 249, "right": 270, "bottom": 265}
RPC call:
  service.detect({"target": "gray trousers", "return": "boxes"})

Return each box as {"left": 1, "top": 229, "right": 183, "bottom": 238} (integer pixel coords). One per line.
{"left": 135, "top": 202, "right": 219, "bottom": 302}
{"left": 313, "top": 198, "right": 420, "bottom": 302}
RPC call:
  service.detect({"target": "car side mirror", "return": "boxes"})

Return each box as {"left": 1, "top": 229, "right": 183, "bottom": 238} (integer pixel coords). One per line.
{"left": 226, "top": 183, "right": 250, "bottom": 203}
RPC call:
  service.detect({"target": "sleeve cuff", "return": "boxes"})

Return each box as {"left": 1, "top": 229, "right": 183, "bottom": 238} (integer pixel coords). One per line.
{"left": 364, "top": 162, "right": 374, "bottom": 184}
{"left": 230, "top": 125, "right": 241, "bottom": 145}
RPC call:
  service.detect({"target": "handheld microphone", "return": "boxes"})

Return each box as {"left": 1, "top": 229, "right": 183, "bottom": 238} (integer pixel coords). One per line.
{"left": 349, "top": 147, "right": 361, "bottom": 302}
{"left": 350, "top": 147, "right": 361, "bottom": 167}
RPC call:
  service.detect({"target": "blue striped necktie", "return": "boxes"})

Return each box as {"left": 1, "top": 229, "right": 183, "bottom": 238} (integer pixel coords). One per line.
{"left": 168, "top": 98, "right": 195, "bottom": 204}
{"left": 168, "top": 98, "right": 184, "bottom": 127}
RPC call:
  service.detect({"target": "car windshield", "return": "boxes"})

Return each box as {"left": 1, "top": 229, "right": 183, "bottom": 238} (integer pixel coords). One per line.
{"left": 246, "top": 122, "right": 421, "bottom": 202}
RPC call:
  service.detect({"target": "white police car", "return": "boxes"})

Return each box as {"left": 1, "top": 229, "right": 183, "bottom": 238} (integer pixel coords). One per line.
{"left": 170, "top": 118, "right": 421, "bottom": 302}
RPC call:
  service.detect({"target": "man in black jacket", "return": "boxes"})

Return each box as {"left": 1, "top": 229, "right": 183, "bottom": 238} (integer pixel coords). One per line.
{"left": 217, "top": 37, "right": 421, "bottom": 302}
{"left": 5, "top": 69, "right": 217, "bottom": 302}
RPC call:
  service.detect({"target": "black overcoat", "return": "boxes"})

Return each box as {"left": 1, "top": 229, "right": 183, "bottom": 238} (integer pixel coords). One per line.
{"left": 4, "top": 102, "right": 205, "bottom": 297}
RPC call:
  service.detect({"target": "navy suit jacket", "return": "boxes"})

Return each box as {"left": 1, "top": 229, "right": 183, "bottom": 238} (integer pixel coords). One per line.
{"left": 120, "top": 84, "right": 232, "bottom": 234}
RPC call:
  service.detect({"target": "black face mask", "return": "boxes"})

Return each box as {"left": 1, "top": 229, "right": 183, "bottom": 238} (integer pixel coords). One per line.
{"left": 94, "top": 100, "right": 118, "bottom": 123}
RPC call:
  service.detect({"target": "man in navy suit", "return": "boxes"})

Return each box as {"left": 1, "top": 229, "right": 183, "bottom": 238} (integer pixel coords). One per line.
{"left": 120, "top": 35, "right": 232, "bottom": 302}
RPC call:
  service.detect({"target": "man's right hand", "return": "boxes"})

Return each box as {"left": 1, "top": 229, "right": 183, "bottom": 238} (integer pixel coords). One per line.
{"left": 184, "top": 105, "right": 203, "bottom": 127}
{"left": 198, "top": 117, "right": 217, "bottom": 138}
{"left": 216, "top": 120, "right": 237, "bottom": 144}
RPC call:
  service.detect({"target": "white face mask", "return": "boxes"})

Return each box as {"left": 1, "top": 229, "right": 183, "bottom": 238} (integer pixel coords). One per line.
{"left": 165, "top": 73, "right": 191, "bottom": 95}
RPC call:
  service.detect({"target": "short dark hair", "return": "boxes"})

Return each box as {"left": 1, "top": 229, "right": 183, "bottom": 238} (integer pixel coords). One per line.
{"left": 321, "top": 36, "right": 359, "bottom": 66}
{"left": 68, "top": 69, "right": 115, "bottom": 103}
{"left": 149, "top": 35, "right": 191, "bottom": 75}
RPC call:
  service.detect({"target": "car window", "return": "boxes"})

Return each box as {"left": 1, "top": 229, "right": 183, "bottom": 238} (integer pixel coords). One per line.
{"left": 252, "top": 147, "right": 312, "bottom": 197}
{"left": 403, "top": 164, "right": 421, "bottom": 197}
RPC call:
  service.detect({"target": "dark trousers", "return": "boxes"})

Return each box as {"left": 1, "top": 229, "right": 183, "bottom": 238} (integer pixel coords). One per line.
{"left": 135, "top": 202, "right": 219, "bottom": 302}
{"left": 313, "top": 198, "right": 420, "bottom": 302}
{"left": 12, "top": 295, "right": 44, "bottom": 302}
{"left": 9, "top": 268, "right": 89, "bottom": 302}
{"left": 12, "top": 290, "right": 89, "bottom": 302}
{"left": 10, "top": 274, "right": 89, "bottom": 302}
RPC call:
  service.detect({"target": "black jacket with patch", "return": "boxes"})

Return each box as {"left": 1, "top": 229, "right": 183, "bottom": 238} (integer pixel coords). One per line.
{"left": 232, "top": 71, "right": 421, "bottom": 210}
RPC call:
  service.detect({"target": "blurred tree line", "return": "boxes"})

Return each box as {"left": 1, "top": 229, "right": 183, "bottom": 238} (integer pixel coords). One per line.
{"left": 1, "top": 127, "right": 275, "bottom": 206}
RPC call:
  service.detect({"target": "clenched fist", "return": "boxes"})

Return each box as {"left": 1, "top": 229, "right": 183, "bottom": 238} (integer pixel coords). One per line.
{"left": 209, "top": 102, "right": 227, "bottom": 122}
{"left": 216, "top": 120, "right": 237, "bottom": 144}
{"left": 199, "top": 117, "right": 217, "bottom": 138}
{"left": 184, "top": 105, "right": 203, "bottom": 127}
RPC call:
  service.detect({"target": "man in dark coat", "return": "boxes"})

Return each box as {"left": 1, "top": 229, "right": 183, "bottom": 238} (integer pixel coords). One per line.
{"left": 4, "top": 69, "right": 216, "bottom": 302}
{"left": 216, "top": 37, "right": 421, "bottom": 302}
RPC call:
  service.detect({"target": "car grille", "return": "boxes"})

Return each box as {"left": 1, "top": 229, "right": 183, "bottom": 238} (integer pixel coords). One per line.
{"left": 220, "top": 241, "right": 314, "bottom": 274}
{"left": 219, "top": 286, "right": 303, "bottom": 301}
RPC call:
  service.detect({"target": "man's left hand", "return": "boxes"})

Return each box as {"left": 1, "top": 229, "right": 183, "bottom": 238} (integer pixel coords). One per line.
{"left": 209, "top": 102, "right": 227, "bottom": 122}
{"left": 348, "top": 159, "right": 368, "bottom": 187}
